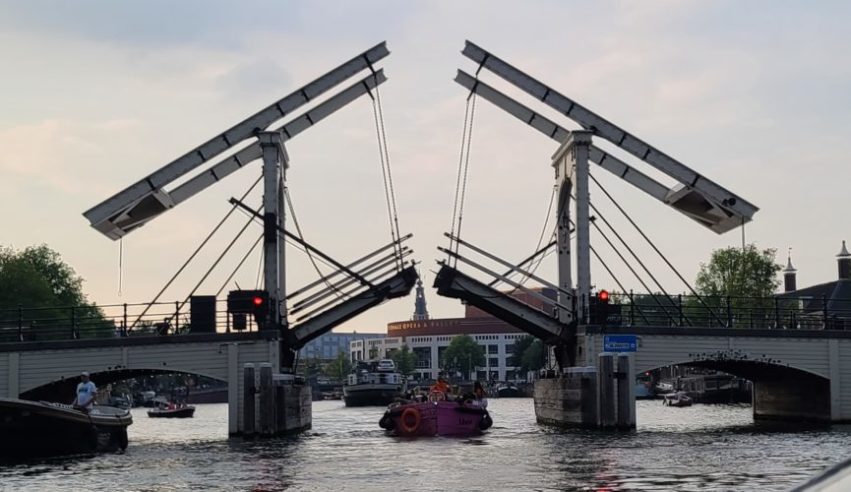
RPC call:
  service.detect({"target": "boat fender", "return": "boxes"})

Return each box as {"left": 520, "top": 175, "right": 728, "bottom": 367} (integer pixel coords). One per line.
{"left": 116, "top": 429, "right": 129, "bottom": 450}
{"left": 379, "top": 413, "right": 395, "bottom": 430}
{"left": 399, "top": 407, "right": 421, "bottom": 434}
{"left": 479, "top": 412, "right": 493, "bottom": 431}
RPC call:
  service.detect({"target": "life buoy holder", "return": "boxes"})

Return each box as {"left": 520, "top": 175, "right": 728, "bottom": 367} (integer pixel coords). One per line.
{"left": 400, "top": 407, "right": 421, "bottom": 434}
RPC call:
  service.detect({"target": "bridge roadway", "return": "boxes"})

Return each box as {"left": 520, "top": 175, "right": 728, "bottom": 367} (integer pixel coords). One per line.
{"left": 584, "top": 325, "right": 851, "bottom": 422}
{"left": 0, "top": 331, "right": 283, "bottom": 435}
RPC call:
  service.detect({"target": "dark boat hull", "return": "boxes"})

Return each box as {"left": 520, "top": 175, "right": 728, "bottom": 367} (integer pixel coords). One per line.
{"left": 0, "top": 398, "right": 132, "bottom": 460}
{"left": 147, "top": 406, "right": 195, "bottom": 418}
{"left": 343, "top": 384, "right": 401, "bottom": 407}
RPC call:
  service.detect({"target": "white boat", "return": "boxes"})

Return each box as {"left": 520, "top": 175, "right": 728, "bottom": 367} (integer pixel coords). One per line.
{"left": 662, "top": 391, "right": 693, "bottom": 407}
{"left": 343, "top": 359, "right": 405, "bottom": 407}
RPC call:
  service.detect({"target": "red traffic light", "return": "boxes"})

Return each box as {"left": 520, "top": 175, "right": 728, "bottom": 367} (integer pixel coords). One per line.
{"left": 598, "top": 290, "right": 610, "bottom": 303}
{"left": 252, "top": 296, "right": 264, "bottom": 306}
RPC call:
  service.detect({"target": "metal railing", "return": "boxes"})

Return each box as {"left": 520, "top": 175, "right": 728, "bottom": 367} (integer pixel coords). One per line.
{"left": 439, "top": 234, "right": 851, "bottom": 332}
{"left": 0, "top": 298, "right": 265, "bottom": 344}
{"left": 594, "top": 292, "right": 851, "bottom": 331}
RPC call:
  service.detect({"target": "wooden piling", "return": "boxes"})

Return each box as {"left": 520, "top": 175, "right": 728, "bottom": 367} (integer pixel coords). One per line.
{"left": 259, "top": 363, "right": 275, "bottom": 435}
{"left": 616, "top": 354, "right": 636, "bottom": 429}
{"left": 243, "top": 363, "right": 256, "bottom": 435}
{"left": 598, "top": 353, "right": 615, "bottom": 428}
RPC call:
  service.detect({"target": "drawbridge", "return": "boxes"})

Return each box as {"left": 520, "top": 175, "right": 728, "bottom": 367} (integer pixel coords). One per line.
{"left": 84, "top": 41, "right": 417, "bottom": 369}
{"left": 435, "top": 41, "right": 758, "bottom": 369}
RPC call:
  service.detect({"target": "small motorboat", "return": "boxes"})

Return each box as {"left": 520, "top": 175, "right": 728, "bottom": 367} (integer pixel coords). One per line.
{"left": 496, "top": 384, "right": 521, "bottom": 398}
{"left": 147, "top": 402, "right": 195, "bottom": 418}
{"left": 0, "top": 398, "right": 132, "bottom": 459}
{"left": 379, "top": 393, "right": 492, "bottom": 437}
{"left": 662, "top": 391, "right": 693, "bottom": 407}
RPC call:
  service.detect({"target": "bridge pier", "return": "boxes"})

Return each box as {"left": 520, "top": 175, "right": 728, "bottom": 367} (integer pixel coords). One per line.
{"left": 753, "top": 377, "right": 831, "bottom": 422}
{"left": 234, "top": 362, "right": 311, "bottom": 437}
{"left": 534, "top": 353, "right": 636, "bottom": 430}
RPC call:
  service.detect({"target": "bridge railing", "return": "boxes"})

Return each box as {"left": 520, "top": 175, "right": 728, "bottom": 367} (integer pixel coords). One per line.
{"left": 597, "top": 292, "right": 851, "bottom": 331}
{"left": 0, "top": 299, "right": 263, "bottom": 343}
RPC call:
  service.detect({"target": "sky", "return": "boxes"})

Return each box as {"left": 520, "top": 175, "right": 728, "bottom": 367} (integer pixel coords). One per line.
{"left": 2, "top": 1, "right": 851, "bottom": 333}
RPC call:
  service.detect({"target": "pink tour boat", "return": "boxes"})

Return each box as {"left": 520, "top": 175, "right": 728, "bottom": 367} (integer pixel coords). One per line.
{"left": 379, "top": 394, "right": 492, "bottom": 437}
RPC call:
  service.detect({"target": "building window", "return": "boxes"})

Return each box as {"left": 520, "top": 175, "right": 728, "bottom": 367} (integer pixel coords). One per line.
{"left": 489, "top": 357, "right": 499, "bottom": 367}
{"left": 488, "top": 344, "right": 498, "bottom": 355}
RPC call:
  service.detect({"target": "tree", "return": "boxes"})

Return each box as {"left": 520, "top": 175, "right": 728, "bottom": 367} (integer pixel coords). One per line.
{"left": 519, "top": 338, "right": 545, "bottom": 373}
{"left": 0, "top": 244, "right": 111, "bottom": 341}
{"left": 692, "top": 244, "right": 781, "bottom": 327}
{"left": 389, "top": 344, "right": 416, "bottom": 377}
{"left": 510, "top": 335, "right": 535, "bottom": 367}
{"left": 324, "top": 352, "right": 352, "bottom": 380}
{"left": 440, "top": 335, "right": 485, "bottom": 378}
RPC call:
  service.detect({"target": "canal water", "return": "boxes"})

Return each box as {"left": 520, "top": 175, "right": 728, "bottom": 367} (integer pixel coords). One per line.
{"left": 1, "top": 399, "right": 849, "bottom": 491}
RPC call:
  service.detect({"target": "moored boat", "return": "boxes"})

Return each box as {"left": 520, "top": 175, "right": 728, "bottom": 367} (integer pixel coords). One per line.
{"left": 0, "top": 398, "right": 132, "bottom": 459}
{"left": 343, "top": 359, "right": 405, "bottom": 407}
{"left": 662, "top": 391, "right": 693, "bottom": 407}
{"left": 496, "top": 384, "right": 521, "bottom": 398}
{"left": 147, "top": 403, "right": 195, "bottom": 418}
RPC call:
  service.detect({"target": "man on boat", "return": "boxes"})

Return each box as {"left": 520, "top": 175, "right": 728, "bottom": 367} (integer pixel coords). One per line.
{"left": 73, "top": 371, "right": 97, "bottom": 412}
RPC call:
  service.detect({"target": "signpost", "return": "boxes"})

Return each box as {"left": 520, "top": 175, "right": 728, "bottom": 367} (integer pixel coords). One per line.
{"left": 603, "top": 335, "right": 638, "bottom": 352}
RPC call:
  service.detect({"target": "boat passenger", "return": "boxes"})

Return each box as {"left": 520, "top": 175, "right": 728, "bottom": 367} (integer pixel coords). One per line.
{"left": 72, "top": 371, "right": 98, "bottom": 412}
{"left": 473, "top": 381, "right": 488, "bottom": 408}
{"left": 431, "top": 376, "right": 450, "bottom": 395}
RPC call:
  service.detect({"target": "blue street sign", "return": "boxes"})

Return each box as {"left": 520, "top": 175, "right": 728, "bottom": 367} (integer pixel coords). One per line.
{"left": 603, "top": 335, "right": 638, "bottom": 352}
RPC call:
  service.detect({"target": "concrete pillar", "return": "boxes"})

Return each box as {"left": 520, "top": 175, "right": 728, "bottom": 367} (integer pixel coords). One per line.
{"left": 829, "top": 339, "right": 841, "bottom": 421}
{"left": 8, "top": 353, "right": 19, "bottom": 398}
{"left": 243, "top": 363, "right": 256, "bottom": 435}
{"left": 228, "top": 344, "right": 239, "bottom": 435}
{"left": 598, "top": 353, "right": 615, "bottom": 428}
{"left": 259, "top": 363, "right": 276, "bottom": 435}
{"left": 616, "top": 354, "right": 636, "bottom": 429}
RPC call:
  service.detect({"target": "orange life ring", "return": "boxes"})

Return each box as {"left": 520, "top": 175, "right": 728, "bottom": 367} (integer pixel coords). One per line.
{"left": 400, "top": 407, "right": 421, "bottom": 433}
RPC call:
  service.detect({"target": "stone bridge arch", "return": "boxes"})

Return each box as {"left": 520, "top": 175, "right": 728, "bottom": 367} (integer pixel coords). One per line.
{"left": 20, "top": 367, "right": 227, "bottom": 404}
{"left": 640, "top": 359, "right": 831, "bottom": 422}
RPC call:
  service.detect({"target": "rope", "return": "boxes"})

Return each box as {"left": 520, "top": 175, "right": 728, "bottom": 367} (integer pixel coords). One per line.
{"left": 285, "top": 185, "right": 348, "bottom": 300}
{"left": 370, "top": 78, "right": 402, "bottom": 269}
{"left": 588, "top": 173, "right": 723, "bottom": 325}
{"left": 374, "top": 84, "right": 403, "bottom": 264}
{"left": 449, "top": 95, "right": 473, "bottom": 266}
{"left": 454, "top": 93, "right": 477, "bottom": 262}
{"left": 584, "top": 197, "right": 685, "bottom": 324}
{"left": 131, "top": 175, "right": 262, "bottom": 330}
{"left": 173, "top": 204, "right": 259, "bottom": 322}
{"left": 216, "top": 234, "right": 263, "bottom": 297}
{"left": 590, "top": 217, "right": 680, "bottom": 325}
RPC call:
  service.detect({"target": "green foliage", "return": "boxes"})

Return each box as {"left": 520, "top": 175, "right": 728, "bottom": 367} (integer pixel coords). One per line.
{"left": 389, "top": 344, "right": 416, "bottom": 376}
{"left": 510, "top": 335, "right": 535, "bottom": 367}
{"left": 440, "top": 335, "right": 485, "bottom": 376}
{"left": 0, "top": 244, "right": 112, "bottom": 341}
{"left": 695, "top": 244, "right": 781, "bottom": 300}
{"left": 324, "top": 351, "right": 352, "bottom": 380}
{"left": 520, "top": 338, "right": 545, "bottom": 373}
{"left": 690, "top": 244, "right": 781, "bottom": 327}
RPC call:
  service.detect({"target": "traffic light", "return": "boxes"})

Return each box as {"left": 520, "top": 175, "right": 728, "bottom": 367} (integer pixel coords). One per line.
{"left": 590, "top": 290, "right": 610, "bottom": 325}
{"left": 227, "top": 290, "right": 269, "bottom": 329}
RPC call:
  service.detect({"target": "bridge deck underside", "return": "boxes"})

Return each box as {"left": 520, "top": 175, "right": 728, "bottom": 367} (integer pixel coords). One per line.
{"left": 433, "top": 264, "right": 569, "bottom": 342}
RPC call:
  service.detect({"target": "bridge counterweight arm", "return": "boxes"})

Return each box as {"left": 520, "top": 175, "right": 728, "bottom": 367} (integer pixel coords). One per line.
{"left": 84, "top": 43, "right": 390, "bottom": 239}
{"left": 170, "top": 70, "right": 388, "bottom": 207}
{"left": 461, "top": 41, "right": 758, "bottom": 229}
{"left": 455, "top": 70, "right": 746, "bottom": 233}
